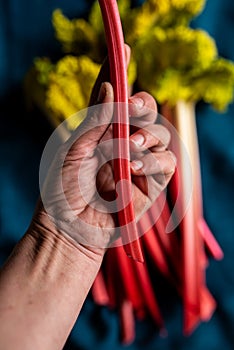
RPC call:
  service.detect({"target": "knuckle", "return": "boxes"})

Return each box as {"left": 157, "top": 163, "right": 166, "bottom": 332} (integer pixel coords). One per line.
{"left": 156, "top": 124, "right": 171, "bottom": 145}
{"left": 166, "top": 150, "right": 177, "bottom": 172}
{"left": 145, "top": 124, "right": 171, "bottom": 146}
{"left": 135, "top": 91, "right": 157, "bottom": 110}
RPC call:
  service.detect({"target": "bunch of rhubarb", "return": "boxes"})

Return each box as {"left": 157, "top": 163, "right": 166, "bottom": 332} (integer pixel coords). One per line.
{"left": 91, "top": 0, "right": 224, "bottom": 344}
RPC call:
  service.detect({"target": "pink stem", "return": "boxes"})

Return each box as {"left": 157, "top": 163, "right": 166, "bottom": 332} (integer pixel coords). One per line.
{"left": 98, "top": 0, "right": 143, "bottom": 262}
{"left": 119, "top": 300, "right": 135, "bottom": 345}
{"left": 198, "top": 218, "right": 224, "bottom": 260}
{"left": 131, "top": 257, "right": 164, "bottom": 329}
{"left": 92, "top": 270, "right": 109, "bottom": 305}
{"left": 113, "top": 246, "right": 146, "bottom": 312}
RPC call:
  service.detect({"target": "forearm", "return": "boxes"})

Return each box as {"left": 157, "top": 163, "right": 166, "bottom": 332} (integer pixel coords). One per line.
{"left": 0, "top": 209, "right": 104, "bottom": 350}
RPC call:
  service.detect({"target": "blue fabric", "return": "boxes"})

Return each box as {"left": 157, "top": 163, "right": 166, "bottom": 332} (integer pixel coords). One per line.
{"left": 1, "top": 0, "right": 234, "bottom": 349}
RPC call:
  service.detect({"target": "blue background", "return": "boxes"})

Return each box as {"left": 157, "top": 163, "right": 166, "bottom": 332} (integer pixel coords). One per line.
{"left": 0, "top": 0, "right": 234, "bottom": 349}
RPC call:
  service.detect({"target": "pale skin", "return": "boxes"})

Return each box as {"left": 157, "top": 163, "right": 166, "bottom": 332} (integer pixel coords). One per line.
{"left": 0, "top": 47, "right": 176, "bottom": 350}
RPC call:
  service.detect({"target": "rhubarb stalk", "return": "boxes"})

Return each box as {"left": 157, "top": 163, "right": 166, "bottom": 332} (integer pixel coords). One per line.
{"left": 93, "top": 0, "right": 224, "bottom": 344}
{"left": 161, "top": 101, "right": 219, "bottom": 334}
{"left": 98, "top": 0, "right": 143, "bottom": 262}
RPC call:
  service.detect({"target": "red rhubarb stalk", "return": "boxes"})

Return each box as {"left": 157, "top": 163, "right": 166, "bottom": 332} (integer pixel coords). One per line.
{"left": 148, "top": 194, "right": 182, "bottom": 282}
{"left": 92, "top": 270, "right": 110, "bottom": 305}
{"left": 198, "top": 218, "right": 224, "bottom": 260}
{"left": 138, "top": 216, "right": 175, "bottom": 283}
{"left": 131, "top": 258, "right": 164, "bottom": 329}
{"left": 98, "top": 0, "right": 143, "bottom": 262}
{"left": 113, "top": 246, "right": 146, "bottom": 312}
{"left": 119, "top": 300, "right": 135, "bottom": 345}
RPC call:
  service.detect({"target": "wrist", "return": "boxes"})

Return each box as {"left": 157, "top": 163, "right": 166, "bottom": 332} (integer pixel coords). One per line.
{"left": 29, "top": 199, "right": 106, "bottom": 265}
{"left": 0, "top": 200, "right": 105, "bottom": 350}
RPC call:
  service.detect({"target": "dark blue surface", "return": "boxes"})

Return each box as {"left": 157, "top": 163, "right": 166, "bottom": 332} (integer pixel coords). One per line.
{"left": 0, "top": 1, "right": 234, "bottom": 349}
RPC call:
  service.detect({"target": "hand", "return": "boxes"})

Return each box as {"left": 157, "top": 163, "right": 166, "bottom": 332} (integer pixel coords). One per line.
{"left": 37, "top": 48, "right": 176, "bottom": 252}
{"left": 0, "top": 46, "right": 175, "bottom": 350}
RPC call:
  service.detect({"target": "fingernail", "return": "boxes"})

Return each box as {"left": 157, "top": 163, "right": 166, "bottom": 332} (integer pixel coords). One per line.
{"left": 131, "top": 133, "right": 145, "bottom": 147}
{"left": 97, "top": 83, "right": 107, "bottom": 103}
{"left": 131, "top": 160, "right": 143, "bottom": 171}
{"left": 129, "top": 96, "right": 144, "bottom": 108}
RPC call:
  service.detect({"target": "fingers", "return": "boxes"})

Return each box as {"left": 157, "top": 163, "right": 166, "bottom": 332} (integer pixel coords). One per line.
{"left": 64, "top": 82, "right": 114, "bottom": 160}
{"left": 131, "top": 151, "right": 176, "bottom": 177}
{"left": 128, "top": 91, "right": 158, "bottom": 127}
{"left": 130, "top": 124, "right": 171, "bottom": 153}
{"left": 129, "top": 118, "right": 176, "bottom": 188}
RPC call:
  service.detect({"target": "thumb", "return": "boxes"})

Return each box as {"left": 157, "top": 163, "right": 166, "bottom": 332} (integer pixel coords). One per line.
{"left": 65, "top": 82, "right": 114, "bottom": 160}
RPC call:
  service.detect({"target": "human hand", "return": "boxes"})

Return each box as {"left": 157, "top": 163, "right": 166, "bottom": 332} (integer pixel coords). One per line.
{"left": 37, "top": 47, "right": 176, "bottom": 252}
{"left": 0, "top": 47, "right": 176, "bottom": 350}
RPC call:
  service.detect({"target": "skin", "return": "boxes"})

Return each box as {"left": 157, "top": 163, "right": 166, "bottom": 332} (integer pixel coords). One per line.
{"left": 0, "top": 47, "right": 176, "bottom": 350}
